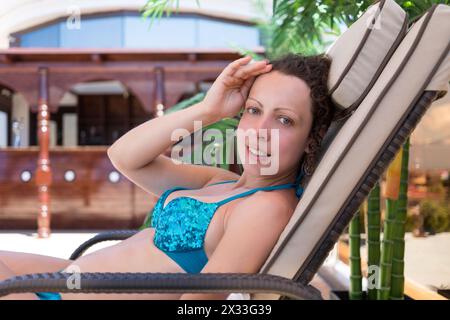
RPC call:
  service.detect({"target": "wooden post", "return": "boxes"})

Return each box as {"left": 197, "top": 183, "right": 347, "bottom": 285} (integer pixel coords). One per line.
{"left": 154, "top": 66, "right": 166, "bottom": 117}
{"left": 154, "top": 66, "right": 171, "bottom": 156}
{"left": 35, "top": 67, "right": 52, "bottom": 238}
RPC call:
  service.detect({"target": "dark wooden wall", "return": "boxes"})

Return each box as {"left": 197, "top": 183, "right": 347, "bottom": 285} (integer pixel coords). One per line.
{"left": 29, "top": 93, "right": 150, "bottom": 147}
{"left": 78, "top": 94, "right": 150, "bottom": 146}
{"left": 0, "top": 88, "right": 12, "bottom": 146}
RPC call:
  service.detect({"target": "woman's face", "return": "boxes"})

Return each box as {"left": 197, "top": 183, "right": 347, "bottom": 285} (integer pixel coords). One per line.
{"left": 236, "top": 70, "right": 313, "bottom": 179}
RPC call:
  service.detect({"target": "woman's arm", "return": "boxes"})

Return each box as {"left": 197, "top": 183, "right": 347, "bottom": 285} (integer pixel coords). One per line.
{"left": 179, "top": 191, "right": 292, "bottom": 300}
{"left": 107, "top": 55, "right": 272, "bottom": 197}
{"left": 107, "top": 101, "right": 231, "bottom": 197}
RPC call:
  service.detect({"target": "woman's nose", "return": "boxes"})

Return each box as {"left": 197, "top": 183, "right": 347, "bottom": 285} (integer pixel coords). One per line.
{"left": 255, "top": 116, "right": 272, "bottom": 139}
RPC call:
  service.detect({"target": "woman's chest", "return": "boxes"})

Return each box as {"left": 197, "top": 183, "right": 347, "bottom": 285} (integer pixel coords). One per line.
{"left": 153, "top": 195, "right": 233, "bottom": 258}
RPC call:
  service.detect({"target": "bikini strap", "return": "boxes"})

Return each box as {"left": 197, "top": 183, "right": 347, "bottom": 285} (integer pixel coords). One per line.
{"left": 215, "top": 182, "right": 297, "bottom": 206}
{"left": 159, "top": 185, "right": 190, "bottom": 209}
{"left": 160, "top": 180, "right": 238, "bottom": 209}
{"left": 295, "top": 170, "right": 305, "bottom": 198}
{"left": 165, "top": 179, "right": 237, "bottom": 197}
{"left": 206, "top": 179, "right": 238, "bottom": 187}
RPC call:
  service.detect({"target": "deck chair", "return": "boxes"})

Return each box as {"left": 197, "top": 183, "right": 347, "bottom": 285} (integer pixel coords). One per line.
{"left": 1, "top": 0, "right": 449, "bottom": 300}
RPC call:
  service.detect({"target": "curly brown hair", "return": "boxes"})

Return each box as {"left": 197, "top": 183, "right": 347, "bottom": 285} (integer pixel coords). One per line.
{"left": 268, "top": 52, "right": 336, "bottom": 183}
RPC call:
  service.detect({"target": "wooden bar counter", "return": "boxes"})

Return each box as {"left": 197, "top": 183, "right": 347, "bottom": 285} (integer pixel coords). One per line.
{"left": 0, "top": 146, "right": 157, "bottom": 230}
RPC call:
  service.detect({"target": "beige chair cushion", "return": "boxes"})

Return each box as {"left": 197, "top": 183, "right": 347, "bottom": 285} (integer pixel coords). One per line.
{"left": 327, "top": 0, "right": 407, "bottom": 114}
{"left": 253, "top": 3, "right": 450, "bottom": 300}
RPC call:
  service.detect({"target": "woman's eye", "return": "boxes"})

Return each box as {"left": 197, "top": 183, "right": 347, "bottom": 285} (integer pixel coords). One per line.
{"left": 246, "top": 106, "right": 259, "bottom": 114}
{"left": 278, "top": 116, "right": 292, "bottom": 126}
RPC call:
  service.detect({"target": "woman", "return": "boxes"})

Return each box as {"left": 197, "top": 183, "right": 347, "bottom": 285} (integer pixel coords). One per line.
{"left": 0, "top": 53, "right": 336, "bottom": 300}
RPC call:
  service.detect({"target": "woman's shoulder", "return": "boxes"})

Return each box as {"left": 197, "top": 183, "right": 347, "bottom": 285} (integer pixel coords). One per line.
{"left": 224, "top": 187, "right": 298, "bottom": 229}
{"left": 250, "top": 189, "right": 298, "bottom": 215}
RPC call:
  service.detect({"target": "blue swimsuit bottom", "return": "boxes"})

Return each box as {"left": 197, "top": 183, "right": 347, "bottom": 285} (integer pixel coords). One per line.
{"left": 35, "top": 269, "right": 64, "bottom": 300}
{"left": 35, "top": 291, "right": 62, "bottom": 300}
{"left": 36, "top": 179, "right": 302, "bottom": 300}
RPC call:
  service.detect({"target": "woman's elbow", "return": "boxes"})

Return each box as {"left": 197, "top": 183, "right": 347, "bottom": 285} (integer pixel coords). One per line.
{"left": 107, "top": 145, "right": 127, "bottom": 170}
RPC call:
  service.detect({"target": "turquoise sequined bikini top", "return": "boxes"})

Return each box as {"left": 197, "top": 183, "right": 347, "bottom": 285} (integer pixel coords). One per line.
{"left": 147, "top": 179, "right": 303, "bottom": 274}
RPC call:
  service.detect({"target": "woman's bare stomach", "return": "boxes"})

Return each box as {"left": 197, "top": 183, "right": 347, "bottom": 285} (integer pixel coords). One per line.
{"left": 60, "top": 228, "right": 187, "bottom": 300}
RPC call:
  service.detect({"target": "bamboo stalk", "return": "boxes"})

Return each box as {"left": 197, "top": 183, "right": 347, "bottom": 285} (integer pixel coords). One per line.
{"left": 378, "top": 147, "right": 403, "bottom": 300}
{"left": 366, "top": 181, "right": 381, "bottom": 300}
{"left": 349, "top": 208, "right": 363, "bottom": 300}
{"left": 390, "top": 138, "right": 410, "bottom": 299}
{"left": 378, "top": 199, "right": 397, "bottom": 299}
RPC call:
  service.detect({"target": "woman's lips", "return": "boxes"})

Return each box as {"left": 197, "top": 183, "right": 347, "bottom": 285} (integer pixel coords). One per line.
{"left": 246, "top": 144, "right": 270, "bottom": 157}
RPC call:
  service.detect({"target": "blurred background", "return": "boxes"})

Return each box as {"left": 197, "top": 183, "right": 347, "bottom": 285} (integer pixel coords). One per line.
{"left": 0, "top": 0, "right": 448, "bottom": 236}
{"left": 0, "top": 0, "right": 449, "bottom": 299}
{"left": 0, "top": 0, "right": 271, "bottom": 230}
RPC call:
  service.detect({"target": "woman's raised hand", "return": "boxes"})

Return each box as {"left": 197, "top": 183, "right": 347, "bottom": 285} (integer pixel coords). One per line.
{"left": 202, "top": 55, "right": 272, "bottom": 121}
{"left": 107, "top": 56, "right": 273, "bottom": 196}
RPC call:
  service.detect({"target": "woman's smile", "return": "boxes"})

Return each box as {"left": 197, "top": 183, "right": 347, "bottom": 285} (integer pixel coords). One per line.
{"left": 245, "top": 143, "right": 272, "bottom": 165}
